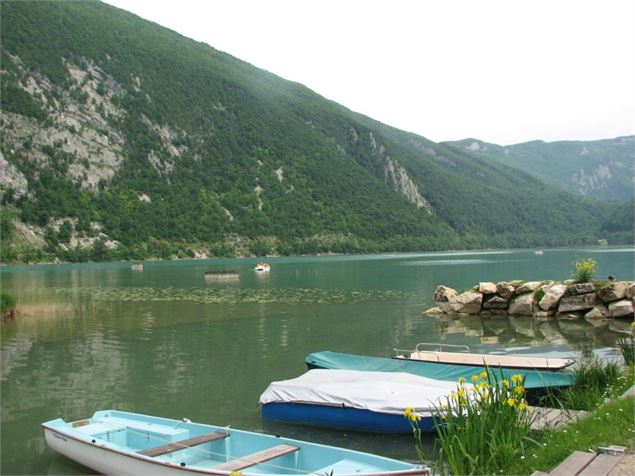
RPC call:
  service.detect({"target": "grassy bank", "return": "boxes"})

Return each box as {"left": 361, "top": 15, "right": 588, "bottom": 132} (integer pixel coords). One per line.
{"left": 509, "top": 395, "right": 635, "bottom": 475}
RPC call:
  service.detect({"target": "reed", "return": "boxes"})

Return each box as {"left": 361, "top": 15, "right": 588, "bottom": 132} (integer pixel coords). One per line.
{"left": 616, "top": 324, "right": 634, "bottom": 366}
{"left": 406, "top": 369, "right": 534, "bottom": 476}
{"left": 544, "top": 358, "right": 630, "bottom": 411}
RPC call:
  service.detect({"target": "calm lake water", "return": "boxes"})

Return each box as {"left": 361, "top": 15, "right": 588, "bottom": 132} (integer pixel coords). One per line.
{"left": 1, "top": 247, "right": 634, "bottom": 474}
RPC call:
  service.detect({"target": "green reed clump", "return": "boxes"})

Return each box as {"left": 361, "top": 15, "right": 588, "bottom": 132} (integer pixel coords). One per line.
{"left": 1, "top": 292, "right": 16, "bottom": 320}
{"left": 548, "top": 358, "right": 630, "bottom": 411}
{"left": 617, "top": 323, "right": 635, "bottom": 366}
{"left": 406, "top": 369, "right": 534, "bottom": 476}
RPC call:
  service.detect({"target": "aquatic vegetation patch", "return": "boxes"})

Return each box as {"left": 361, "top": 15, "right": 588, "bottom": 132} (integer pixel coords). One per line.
{"left": 49, "top": 287, "right": 415, "bottom": 305}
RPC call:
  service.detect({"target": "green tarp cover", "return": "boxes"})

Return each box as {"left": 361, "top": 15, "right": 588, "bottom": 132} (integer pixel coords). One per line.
{"left": 305, "top": 351, "right": 575, "bottom": 389}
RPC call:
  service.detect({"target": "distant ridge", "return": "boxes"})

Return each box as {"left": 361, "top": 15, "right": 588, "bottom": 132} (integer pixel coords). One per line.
{"left": 0, "top": 1, "right": 631, "bottom": 263}
{"left": 445, "top": 136, "right": 635, "bottom": 201}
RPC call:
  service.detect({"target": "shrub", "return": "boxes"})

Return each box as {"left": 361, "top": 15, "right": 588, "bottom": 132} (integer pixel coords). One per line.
{"left": 571, "top": 257, "right": 597, "bottom": 283}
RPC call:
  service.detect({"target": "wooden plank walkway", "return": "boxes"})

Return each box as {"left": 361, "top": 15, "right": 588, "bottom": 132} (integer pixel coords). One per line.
{"left": 529, "top": 406, "right": 588, "bottom": 430}
{"left": 531, "top": 451, "right": 623, "bottom": 476}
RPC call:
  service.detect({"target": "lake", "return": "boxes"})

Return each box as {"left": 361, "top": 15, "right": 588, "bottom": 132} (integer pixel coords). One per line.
{"left": 1, "top": 247, "right": 633, "bottom": 474}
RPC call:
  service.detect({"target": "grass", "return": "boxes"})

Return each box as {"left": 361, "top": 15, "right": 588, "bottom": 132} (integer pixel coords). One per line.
{"left": 541, "top": 359, "right": 633, "bottom": 411}
{"left": 508, "top": 396, "right": 635, "bottom": 475}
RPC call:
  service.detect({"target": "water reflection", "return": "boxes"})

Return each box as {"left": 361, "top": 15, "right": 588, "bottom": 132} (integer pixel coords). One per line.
{"left": 1, "top": 248, "right": 633, "bottom": 474}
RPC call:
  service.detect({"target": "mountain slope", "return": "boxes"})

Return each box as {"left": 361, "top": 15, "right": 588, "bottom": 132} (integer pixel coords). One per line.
{"left": 0, "top": 1, "right": 628, "bottom": 262}
{"left": 445, "top": 137, "right": 635, "bottom": 201}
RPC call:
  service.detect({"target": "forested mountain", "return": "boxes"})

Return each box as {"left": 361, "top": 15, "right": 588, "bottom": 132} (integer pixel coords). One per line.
{"left": 0, "top": 1, "right": 631, "bottom": 263}
{"left": 446, "top": 137, "right": 635, "bottom": 201}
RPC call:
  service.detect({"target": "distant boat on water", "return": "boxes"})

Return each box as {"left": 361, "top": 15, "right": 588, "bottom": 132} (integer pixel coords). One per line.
{"left": 42, "top": 409, "right": 429, "bottom": 475}
{"left": 204, "top": 270, "right": 239, "bottom": 280}
{"left": 534, "top": 250, "right": 544, "bottom": 255}
{"left": 254, "top": 262, "right": 270, "bottom": 272}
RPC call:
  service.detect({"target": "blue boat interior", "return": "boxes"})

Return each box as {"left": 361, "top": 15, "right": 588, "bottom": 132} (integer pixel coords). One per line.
{"left": 44, "top": 410, "right": 417, "bottom": 473}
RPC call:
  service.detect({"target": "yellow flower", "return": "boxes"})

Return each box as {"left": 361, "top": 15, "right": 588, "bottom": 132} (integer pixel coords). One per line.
{"left": 458, "top": 377, "right": 466, "bottom": 384}
{"left": 501, "top": 379, "right": 510, "bottom": 388}
{"left": 479, "top": 371, "right": 488, "bottom": 379}
{"left": 511, "top": 374, "right": 523, "bottom": 384}
{"left": 514, "top": 386, "right": 525, "bottom": 396}
{"left": 441, "top": 404, "right": 449, "bottom": 410}
{"left": 478, "top": 381, "right": 489, "bottom": 389}
{"left": 506, "top": 397, "right": 517, "bottom": 407}
{"left": 471, "top": 375, "right": 479, "bottom": 382}
{"left": 518, "top": 401, "right": 529, "bottom": 412}
{"left": 404, "top": 407, "right": 421, "bottom": 422}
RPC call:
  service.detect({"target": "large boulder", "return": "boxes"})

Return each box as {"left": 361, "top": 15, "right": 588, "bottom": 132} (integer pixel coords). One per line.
{"left": 508, "top": 293, "right": 535, "bottom": 316}
{"left": 482, "top": 295, "right": 510, "bottom": 309}
{"left": 433, "top": 286, "right": 482, "bottom": 314}
{"left": 584, "top": 303, "right": 609, "bottom": 319}
{"left": 539, "top": 284, "right": 567, "bottom": 311}
{"left": 496, "top": 281, "right": 515, "bottom": 300}
{"left": 516, "top": 281, "right": 542, "bottom": 294}
{"left": 424, "top": 306, "right": 445, "bottom": 316}
{"left": 478, "top": 282, "right": 497, "bottom": 294}
{"left": 598, "top": 281, "right": 630, "bottom": 303}
{"left": 558, "top": 293, "right": 598, "bottom": 313}
{"left": 568, "top": 283, "right": 595, "bottom": 295}
{"left": 608, "top": 299, "right": 634, "bottom": 318}
{"left": 450, "top": 292, "right": 483, "bottom": 314}
{"left": 626, "top": 283, "right": 635, "bottom": 299}
{"left": 433, "top": 285, "right": 458, "bottom": 312}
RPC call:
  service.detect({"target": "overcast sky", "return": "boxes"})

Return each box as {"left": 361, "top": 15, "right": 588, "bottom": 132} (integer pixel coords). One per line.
{"left": 104, "top": 0, "right": 634, "bottom": 145}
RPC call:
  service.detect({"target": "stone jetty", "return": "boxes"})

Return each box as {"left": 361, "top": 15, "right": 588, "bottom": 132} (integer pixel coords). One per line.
{"left": 426, "top": 279, "right": 635, "bottom": 319}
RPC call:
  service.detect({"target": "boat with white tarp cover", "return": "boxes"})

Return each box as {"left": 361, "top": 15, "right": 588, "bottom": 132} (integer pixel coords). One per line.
{"left": 260, "top": 369, "right": 469, "bottom": 433}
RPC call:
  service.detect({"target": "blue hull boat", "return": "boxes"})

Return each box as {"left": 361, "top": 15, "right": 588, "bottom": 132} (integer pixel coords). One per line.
{"left": 260, "top": 370, "right": 460, "bottom": 434}
{"left": 262, "top": 403, "right": 434, "bottom": 434}
{"left": 42, "top": 409, "right": 428, "bottom": 475}
{"left": 305, "top": 351, "right": 575, "bottom": 394}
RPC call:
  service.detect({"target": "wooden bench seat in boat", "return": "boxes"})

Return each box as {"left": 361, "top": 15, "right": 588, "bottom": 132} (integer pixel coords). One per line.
{"left": 138, "top": 431, "right": 228, "bottom": 457}
{"left": 214, "top": 444, "right": 299, "bottom": 471}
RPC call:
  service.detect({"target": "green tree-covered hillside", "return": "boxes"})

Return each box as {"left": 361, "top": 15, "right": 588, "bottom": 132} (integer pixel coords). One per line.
{"left": 0, "top": 1, "right": 629, "bottom": 262}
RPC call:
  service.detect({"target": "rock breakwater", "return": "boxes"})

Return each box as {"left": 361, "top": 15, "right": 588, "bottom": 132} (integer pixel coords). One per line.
{"left": 426, "top": 279, "right": 635, "bottom": 319}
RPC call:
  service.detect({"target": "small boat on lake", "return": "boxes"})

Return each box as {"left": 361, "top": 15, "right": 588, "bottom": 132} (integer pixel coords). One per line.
{"left": 204, "top": 270, "right": 239, "bottom": 280}
{"left": 260, "top": 369, "right": 460, "bottom": 433}
{"left": 393, "top": 343, "right": 575, "bottom": 371}
{"left": 42, "top": 409, "right": 428, "bottom": 475}
{"left": 254, "top": 262, "right": 270, "bottom": 272}
{"left": 305, "top": 351, "right": 575, "bottom": 397}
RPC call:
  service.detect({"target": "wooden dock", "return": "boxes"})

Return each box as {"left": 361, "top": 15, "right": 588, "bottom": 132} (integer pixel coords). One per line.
{"left": 529, "top": 406, "right": 588, "bottom": 431}
{"left": 531, "top": 450, "right": 624, "bottom": 476}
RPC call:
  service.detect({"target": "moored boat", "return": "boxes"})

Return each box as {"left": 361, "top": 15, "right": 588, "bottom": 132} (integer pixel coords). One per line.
{"left": 254, "top": 262, "right": 270, "bottom": 272}
{"left": 393, "top": 343, "right": 575, "bottom": 371}
{"left": 305, "top": 351, "right": 575, "bottom": 398}
{"left": 42, "top": 409, "right": 429, "bottom": 475}
{"left": 260, "top": 369, "right": 462, "bottom": 433}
